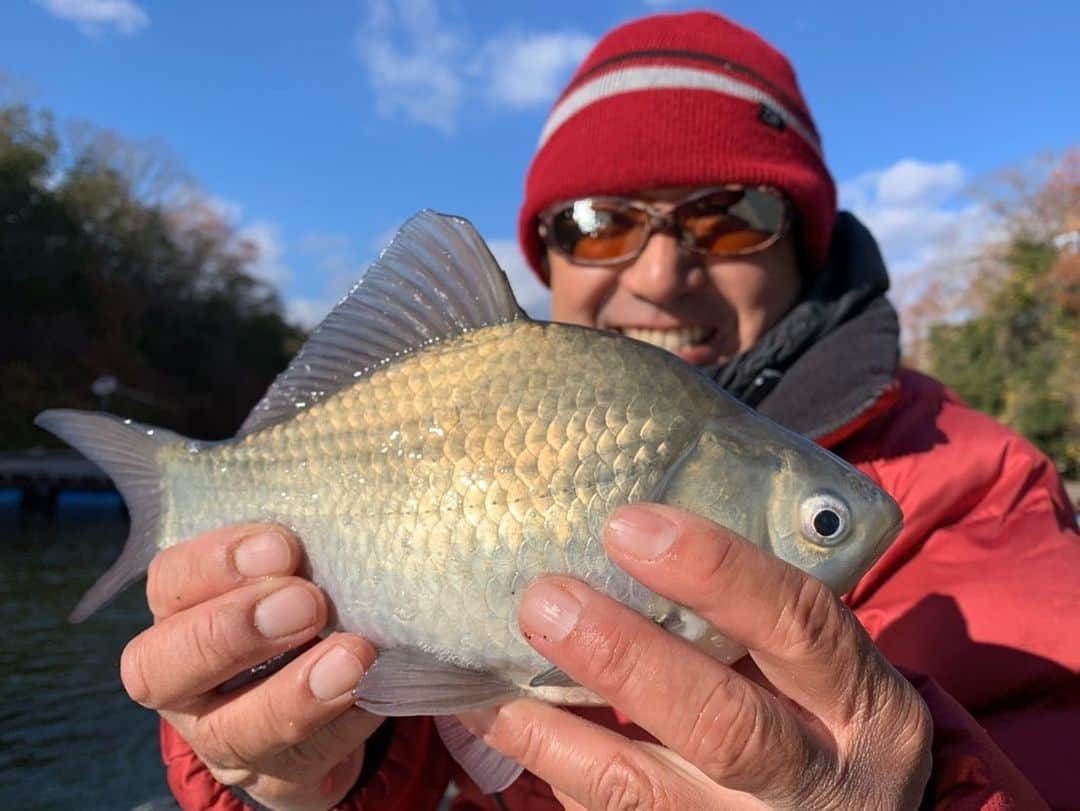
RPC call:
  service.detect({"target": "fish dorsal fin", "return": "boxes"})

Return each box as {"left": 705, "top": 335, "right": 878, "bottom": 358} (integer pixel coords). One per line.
{"left": 238, "top": 210, "right": 525, "bottom": 437}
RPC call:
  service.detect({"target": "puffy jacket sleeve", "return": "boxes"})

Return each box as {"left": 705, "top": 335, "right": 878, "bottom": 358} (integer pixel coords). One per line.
{"left": 901, "top": 668, "right": 1050, "bottom": 810}
{"left": 161, "top": 715, "right": 452, "bottom": 811}
{"left": 843, "top": 370, "right": 1080, "bottom": 809}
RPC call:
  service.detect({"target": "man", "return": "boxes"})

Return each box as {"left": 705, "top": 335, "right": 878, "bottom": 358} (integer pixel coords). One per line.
{"left": 138, "top": 11, "right": 1079, "bottom": 810}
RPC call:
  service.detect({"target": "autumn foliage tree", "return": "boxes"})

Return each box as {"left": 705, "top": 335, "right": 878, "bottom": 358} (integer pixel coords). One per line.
{"left": 908, "top": 151, "right": 1079, "bottom": 477}
{"left": 0, "top": 101, "right": 303, "bottom": 448}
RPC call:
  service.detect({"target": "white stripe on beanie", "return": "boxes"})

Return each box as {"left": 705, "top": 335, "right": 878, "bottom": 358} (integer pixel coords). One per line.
{"left": 538, "top": 65, "right": 822, "bottom": 158}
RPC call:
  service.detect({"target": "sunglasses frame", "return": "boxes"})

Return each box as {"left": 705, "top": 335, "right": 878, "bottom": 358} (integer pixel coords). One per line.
{"left": 538, "top": 184, "right": 790, "bottom": 267}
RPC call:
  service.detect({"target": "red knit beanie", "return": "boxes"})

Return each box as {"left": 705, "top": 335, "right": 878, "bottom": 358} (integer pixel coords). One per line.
{"left": 518, "top": 11, "right": 837, "bottom": 283}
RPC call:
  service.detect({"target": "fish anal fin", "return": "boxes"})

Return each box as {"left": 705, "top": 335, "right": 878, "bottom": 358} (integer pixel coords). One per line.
{"left": 353, "top": 647, "right": 522, "bottom": 716}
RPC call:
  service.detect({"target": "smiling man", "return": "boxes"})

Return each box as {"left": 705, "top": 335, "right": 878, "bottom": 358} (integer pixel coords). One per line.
{"left": 540, "top": 185, "right": 801, "bottom": 372}
{"left": 140, "top": 11, "right": 1079, "bottom": 811}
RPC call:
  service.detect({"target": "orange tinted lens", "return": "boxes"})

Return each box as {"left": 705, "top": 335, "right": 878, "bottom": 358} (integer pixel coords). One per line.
{"left": 681, "top": 189, "right": 783, "bottom": 255}
{"left": 692, "top": 219, "right": 774, "bottom": 253}
{"left": 550, "top": 203, "right": 649, "bottom": 262}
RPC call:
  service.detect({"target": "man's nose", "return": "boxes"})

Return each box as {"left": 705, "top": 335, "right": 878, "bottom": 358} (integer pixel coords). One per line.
{"left": 617, "top": 232, "right": 696, "bottom": 304}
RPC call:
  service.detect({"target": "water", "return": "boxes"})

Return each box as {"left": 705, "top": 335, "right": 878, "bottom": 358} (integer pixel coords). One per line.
{"left": 0, "top": 491, "right": 170, "bottom": 811}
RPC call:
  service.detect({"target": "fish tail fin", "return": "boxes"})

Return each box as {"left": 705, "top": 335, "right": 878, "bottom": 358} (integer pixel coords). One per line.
{"left": 34, "top": 409, "right": 183, "bottom": 623}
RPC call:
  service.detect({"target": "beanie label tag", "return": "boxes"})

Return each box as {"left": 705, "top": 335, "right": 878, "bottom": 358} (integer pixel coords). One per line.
{"left": 758, "top": 103, "right": 786, "bottom": 131}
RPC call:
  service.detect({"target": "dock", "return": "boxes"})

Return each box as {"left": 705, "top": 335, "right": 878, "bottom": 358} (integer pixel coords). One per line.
{"left": 0, "top": 450, "right": 113, "bottom": 512}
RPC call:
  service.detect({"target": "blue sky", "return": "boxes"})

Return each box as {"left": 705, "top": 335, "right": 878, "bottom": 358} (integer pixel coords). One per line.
{"left": 3, "top": 0, "right": 1077, "bottom": 323}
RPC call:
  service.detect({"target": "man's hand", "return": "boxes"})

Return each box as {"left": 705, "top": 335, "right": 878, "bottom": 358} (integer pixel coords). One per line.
{"left": 460, "top": 504, "right": 933, "bottom": 810}
{"left": 120, "top": 524, "right": 383, "bottom": 811}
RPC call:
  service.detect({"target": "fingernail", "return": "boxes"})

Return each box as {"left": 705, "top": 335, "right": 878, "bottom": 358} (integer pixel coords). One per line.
{"left": 234, "top": 531, "right": 291, "bottom": 578}
{"left": 458, "top": 707, "right": 499, "bottom": 738}
{"left": 254, "top": 585, "right": 318, "bottom": 638}
{"left": 309, "top": 646, "right": 366, "bottom": 701}
{"left": 605, "top": 506, "right": 678, "bottom": 560}
{"left": 519, "top": 582, "right": 581, "bottom": 642}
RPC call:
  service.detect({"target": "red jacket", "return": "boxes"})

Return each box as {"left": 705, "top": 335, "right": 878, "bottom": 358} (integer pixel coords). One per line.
{"left": 160, "top": 368, "right": 1080, "bottom": 810}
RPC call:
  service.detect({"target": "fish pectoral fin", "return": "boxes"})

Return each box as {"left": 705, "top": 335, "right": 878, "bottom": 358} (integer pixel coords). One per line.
{"left": 435, "top": 715, "right": 523, "bottom": 794}
{"left": 528, "top": 666, "right": 578, "bottom": 689}
{"left": 353, "top": 647, "right": 522, "bottom": 716}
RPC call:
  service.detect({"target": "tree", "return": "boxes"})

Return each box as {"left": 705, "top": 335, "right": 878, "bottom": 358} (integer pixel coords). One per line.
{"left": 0, "top": 101, "right": 304, "bottom": 448}
{"left": 914, "top": 151, "right": 1079, "bottom": 477}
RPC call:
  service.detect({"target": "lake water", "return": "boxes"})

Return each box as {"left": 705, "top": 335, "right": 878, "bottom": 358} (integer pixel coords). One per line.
{"left": 0, "top": 491, "right": 172, "bottom": 810}
{"left": 0, "top": 491, "right": 462, "bottom": 811}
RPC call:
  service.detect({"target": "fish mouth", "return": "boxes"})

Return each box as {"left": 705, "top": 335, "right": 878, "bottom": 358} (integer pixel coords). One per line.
{"left": 872, "top": 514, "right": 905, "bottom": 560}
{"left": 616, "top": 325, "right": 715, "bottom": 350}
{"left": 883, "top": 515, "right": 904, "bottom": 546}
{"left": 888, "top": 513, "right": 904, "bottom": 536}
{"left": 835, "top": 515, "right": 905, "bottom": 598}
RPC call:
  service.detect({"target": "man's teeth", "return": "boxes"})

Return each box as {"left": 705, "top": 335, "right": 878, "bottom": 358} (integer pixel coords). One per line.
{"left": 621, "top": 326, "right": 712, "bottom": 350}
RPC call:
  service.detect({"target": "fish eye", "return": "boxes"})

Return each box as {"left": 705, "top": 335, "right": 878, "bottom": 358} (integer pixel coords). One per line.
{"left": 800, "top": 493, "right": 852, "bottom": 547}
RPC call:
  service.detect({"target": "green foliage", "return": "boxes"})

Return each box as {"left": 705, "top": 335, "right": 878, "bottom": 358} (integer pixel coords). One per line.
{"left": 927, "top": 226, "right": 1079, "bottom": 478}
{"left": 0, "top": 102, "right": 304, "bottom": 448}
{"left": 926, "top": 319, "right": 1006, "bottom": 416}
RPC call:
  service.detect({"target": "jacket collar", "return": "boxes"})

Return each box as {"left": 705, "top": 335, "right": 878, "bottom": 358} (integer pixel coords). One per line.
{"left": 713, "top": 212, "right": 900, "bottom": 441}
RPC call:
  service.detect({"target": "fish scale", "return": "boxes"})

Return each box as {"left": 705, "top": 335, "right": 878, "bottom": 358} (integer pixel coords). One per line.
{"left": 158, "top": 321, "right": 705, "bottom": 677}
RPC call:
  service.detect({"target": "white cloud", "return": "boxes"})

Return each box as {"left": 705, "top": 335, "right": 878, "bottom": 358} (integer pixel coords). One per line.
{"left": 839, "top": 159, "right": 989, "bottom": 283}
{"left": 169, "top": 193, "right": 293, "bottom": 289}
{"left": 479, "top": 33, "right": 594, "bottom": 108}
{"left": 37, "top": 0, "right": 149, "bottom": 35}
{"left": 195, "top": 193, "right": 244, "bottom": 225}
{"left": 355, "top": 1, "right": 592, "bottom": 132}
{"left": 236, "top": 222, "right": 291, "bottom": 288}
{"left": 843, "top": 159, "right": 966, "bottom": 211}
{"left": 287, "top": 296, "right": 340, "bottom": 329}
{"left": 877, "top": 159, "right": 965, "bottom": 207}
{"left": 355, "top": 0, "right": 465, "bottom": 134}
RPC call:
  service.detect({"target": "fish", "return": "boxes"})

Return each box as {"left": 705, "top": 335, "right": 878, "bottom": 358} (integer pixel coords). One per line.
{"left": 36, "top": 210, "right": 903, "bottom": 793}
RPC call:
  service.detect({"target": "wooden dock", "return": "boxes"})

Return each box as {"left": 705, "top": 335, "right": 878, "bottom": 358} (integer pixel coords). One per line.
{"left": 0, "top": 450, "right": 113, "bottom": 512}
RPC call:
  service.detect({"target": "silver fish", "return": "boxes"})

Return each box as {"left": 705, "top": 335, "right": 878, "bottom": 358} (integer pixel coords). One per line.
{"left": 37, "top": 211, "right": 903, "bottom": 792}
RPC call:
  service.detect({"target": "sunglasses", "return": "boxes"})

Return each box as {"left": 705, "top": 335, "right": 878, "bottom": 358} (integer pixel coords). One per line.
{"left": 538, "top": 185, "right": 789, "bottom": 267}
